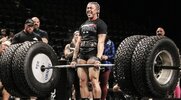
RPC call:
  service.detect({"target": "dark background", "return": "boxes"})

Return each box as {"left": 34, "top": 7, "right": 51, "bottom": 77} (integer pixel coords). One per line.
{"left": 0, "top": 0, "right": 180, "bottom": 58}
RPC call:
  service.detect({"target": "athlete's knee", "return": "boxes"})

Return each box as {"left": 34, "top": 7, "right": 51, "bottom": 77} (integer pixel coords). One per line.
{"left": 79, "top": 78, "right": 87, "bottom": 88}
{"left": 91, "top": 78, "right": 100, "bottom": 90}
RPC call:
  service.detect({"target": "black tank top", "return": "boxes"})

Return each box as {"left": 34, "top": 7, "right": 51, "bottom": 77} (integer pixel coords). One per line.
{"left": 79, "top": 18, "right": 107, "bottom": 53}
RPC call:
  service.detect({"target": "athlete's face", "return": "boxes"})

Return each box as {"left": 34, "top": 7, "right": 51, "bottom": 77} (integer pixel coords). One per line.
{"left": 86, "top": 3, "right": 98, "bottom": 20}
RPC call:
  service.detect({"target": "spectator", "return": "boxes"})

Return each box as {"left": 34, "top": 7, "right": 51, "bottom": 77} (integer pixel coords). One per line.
{"left": 0, "top": 28, "right": 13, "bottom": 44}
{"left": 0, "top": 41, "right": 11, "bottom": 100}
{"left": 12, "top": 18, "right": 42, "bottom": 44}
{"left": 0, "top": 29, "right": 7, "bottom": 39}
{"left": 0, "top": 28, "right": 13, "bottom": 100}
{"left": 64, "top": 30, "right": 80, "bottom": 100}
{"left": 99, "top": 36, "right": 116, "bottom": 100}
{"left": 32, "top": 17, "right": 48, "bottom": 44}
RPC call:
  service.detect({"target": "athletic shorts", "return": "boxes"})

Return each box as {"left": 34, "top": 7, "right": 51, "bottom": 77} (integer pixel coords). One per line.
{"left": 79, "top": 47, "right": 97, "bottom": 61}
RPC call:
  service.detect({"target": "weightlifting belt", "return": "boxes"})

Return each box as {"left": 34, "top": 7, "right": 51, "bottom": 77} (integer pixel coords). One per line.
{"left": 80, "top": 41, "right": 97, "bottom": 48}
{"left": 80, "top": 41, "right": 97, "bottom": 54}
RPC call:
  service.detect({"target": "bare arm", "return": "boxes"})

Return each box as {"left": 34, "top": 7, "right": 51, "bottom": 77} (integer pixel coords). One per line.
{"left": 72, "top": 35, "right": 81, "bottom": 62}
{"left": 97, "top": 33, "right": 106, "bottom": 59}
{"left": 64, "top": 44, "right": 73, "bottom": 59}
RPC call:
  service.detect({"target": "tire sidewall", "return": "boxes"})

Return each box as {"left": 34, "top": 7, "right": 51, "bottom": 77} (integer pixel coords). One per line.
{"left": 146, "top": 38, "right": 180, "bottom": 96}
{"left": 24, "top": 42, "right": 59, "bottom": 93}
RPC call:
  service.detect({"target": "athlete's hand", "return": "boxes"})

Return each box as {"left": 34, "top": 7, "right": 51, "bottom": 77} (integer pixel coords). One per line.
{"left": 94, "top": 60, "right": 101, "bottom": 69}
{"left": 70, "top": 61, "right": 76, "bottom": 68}
{"left": 101, "top": 55, "right": 108, "bottom": 60}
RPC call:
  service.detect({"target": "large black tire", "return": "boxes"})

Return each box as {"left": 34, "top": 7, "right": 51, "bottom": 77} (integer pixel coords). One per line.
{"left": 114, "top": 35, "right": 147, "bottom": 95}
{"left": 131, "top": 36, "right": 180, "bottom": 98}
{"left": 11, "top": 41, "right": 60, "bottom": 97}
{"left": 0, "top": 43, "right": 26, "bottom": 97}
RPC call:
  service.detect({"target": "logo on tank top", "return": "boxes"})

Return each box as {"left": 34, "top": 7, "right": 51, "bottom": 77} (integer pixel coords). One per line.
{"left": 81, "top": 24, "right": 97, "bottom": 34}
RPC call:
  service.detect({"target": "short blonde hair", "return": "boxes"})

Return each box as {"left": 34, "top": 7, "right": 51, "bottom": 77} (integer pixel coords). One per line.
{"left": 74, "top": 30, "right": 79, "bottom": 35}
